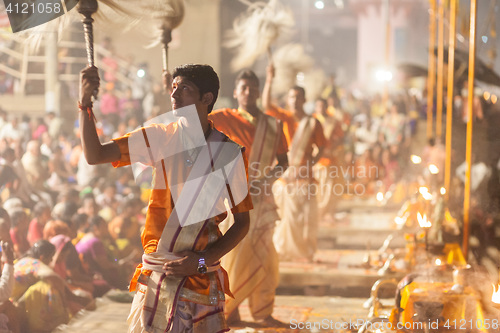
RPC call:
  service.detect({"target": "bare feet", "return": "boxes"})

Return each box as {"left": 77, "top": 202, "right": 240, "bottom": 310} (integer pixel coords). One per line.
{"left": 226, "top": 309, "right": 241, "bottom": 326}
{"left": 256, "top": 315, "right": 289, "bottom": 328}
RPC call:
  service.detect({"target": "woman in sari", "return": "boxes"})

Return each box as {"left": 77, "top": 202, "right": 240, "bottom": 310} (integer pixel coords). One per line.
{"left": 49, "top": 234, "right": 94, "bottom": 302}
{"left": 13, "top": 240, "right": 91, "bottom": 333}
{"left": 74, "top": 216, "right": 129, "bottom": 296}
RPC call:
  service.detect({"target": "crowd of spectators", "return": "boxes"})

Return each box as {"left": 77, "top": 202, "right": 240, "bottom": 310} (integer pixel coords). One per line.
{"left": 0, "top": 104, "right": 146, "bottom": 332}
{"left": 311, "top": 88, "right": 419, "bottom": 200}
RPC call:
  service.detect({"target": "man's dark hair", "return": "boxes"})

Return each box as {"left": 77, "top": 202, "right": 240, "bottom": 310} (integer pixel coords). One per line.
{"left": 290, "top": 85, "right": 306, "bottom": 99}
{"left": 235, "top": 70, "right": 259, "bottom": 87}
{"left": 316, "top": 98, "right": 327, "bottom": 106}
{"left": 172, "top": 64, "right": 220, "bottom": 113}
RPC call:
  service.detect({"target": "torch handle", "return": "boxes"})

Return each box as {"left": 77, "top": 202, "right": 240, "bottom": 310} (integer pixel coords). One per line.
{"left": 82, "top": 16, "right": 94, "bottom": 67}
{"left": 81, "top": 15, "right": 98, "bottom": 99}
{"left": 161, "top": 27, "right": 172, "bottom": 72}
{"left": 162, "top": 44, "right": 168, "bottom": 72}
{"left": 266, "top": 46, "right": 273, "bottom": 63}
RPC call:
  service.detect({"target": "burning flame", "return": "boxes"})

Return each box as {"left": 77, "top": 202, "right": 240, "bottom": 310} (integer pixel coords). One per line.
{"left": 419, "top": 187, "right": 433, "bottom": 201}
{"left": 394, "top": 212, "right": 409, "bottom": 226}
{"left": 376, "top": 192, "right": 384, "bottom": 202}
{"left": 411, "top": 155, "right": 422, "bottom": 164}
{"left": 429, "top": 164, "right": 439, "bottom": 174}
{"left": 440, "top": 187, "right": 446, "bottom": 195}
{"left": 417, "top": 212, "right": 431, "bottom": 228}
{"left": 435, "top": 258, "right": 442, "bottom": 265}
{"left": 492, "top": 284, "right": 500, "bottom": 304}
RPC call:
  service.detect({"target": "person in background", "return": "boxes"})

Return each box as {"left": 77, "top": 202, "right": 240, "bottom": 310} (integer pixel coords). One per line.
{"left": 209, "top": 69, "right": 288, "bottom": 326}
{"left": 0, "top": 241, "right": 19, "bottom": 333}
{"left": 14, "top": 240, "right": 91, "bottom": 333}
{"left": 9, "top": 208, "right": 30, "bottom": 258}
{"left": 28, "top": 202, "right": 52, "bottom": 246}
{"left": 75, "top": 216, "right": 129, "bottom": 295}
{"left": 263, "top": 63, "right": 326, "bottom": 262}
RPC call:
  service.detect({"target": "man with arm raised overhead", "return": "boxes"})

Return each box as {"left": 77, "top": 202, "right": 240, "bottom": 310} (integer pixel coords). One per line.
{"left": 209, "top": 69, "right": 288, "bottom": 327}
{"left": 79, "top": 64, "right": 252, "bottom": 333}
{"left": 262, "top": 64, "right": 326, "bottom": 262}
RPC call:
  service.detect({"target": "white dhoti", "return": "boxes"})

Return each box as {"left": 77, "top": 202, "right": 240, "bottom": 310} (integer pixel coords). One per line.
{"left": 272, "top": 177, "right": 318, "bottom": 261}
{"left": 220, "top": 195, "right": 280, "bottom": 320}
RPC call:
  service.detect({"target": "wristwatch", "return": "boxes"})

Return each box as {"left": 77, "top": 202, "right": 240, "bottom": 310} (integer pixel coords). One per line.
{"left": 197, "top": 257, "right": 208, "bottom": 274}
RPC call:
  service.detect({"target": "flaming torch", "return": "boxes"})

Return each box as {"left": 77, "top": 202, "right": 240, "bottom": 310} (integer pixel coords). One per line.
{"left": 158, "top": 0, "right": 185, "bottom": 71}
{"left": 417, "top": 212, "right": 431, "bottom": 251}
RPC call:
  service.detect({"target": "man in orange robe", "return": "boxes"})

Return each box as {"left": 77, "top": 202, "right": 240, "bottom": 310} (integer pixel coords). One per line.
{"left": 209, "top": 70, "right": 288, "bottom": 326}
{"left": 313, "top": 98, "right": 344, "bottom": 222}
{"left": 79, "top": 64, "right": 253, "bottom": 333}
{"left": 262, "top": 64, "right": 327, "bottom": 262}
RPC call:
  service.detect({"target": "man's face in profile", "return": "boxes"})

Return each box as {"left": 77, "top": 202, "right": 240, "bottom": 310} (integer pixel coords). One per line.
{"left": 171, "top": 76, "right": 201, "bottom": 111}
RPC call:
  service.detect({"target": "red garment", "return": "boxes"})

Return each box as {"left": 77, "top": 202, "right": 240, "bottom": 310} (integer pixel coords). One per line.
{"left": 27, "top": 218, "right": 44, "bottom": 246}
{"left": 10, "top": 227, "right": 30, "bottom": 256}
{"left": 99, "top": 93, "right": 118, "bottom": 116}
{"left": 32, "top": 124, "right": 47, "bottom": 140}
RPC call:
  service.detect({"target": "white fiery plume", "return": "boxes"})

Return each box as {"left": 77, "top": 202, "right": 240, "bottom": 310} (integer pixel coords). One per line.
{"left": 224, "top": 0, "right": 295, "bottom": 71}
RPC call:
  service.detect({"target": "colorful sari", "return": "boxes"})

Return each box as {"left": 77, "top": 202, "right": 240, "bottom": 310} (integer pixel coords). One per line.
{"left": 13, "top": 257, "right": 70, "bottom": 333}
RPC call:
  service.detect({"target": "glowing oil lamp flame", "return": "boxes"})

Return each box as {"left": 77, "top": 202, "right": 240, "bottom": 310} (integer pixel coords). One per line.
{"left": 492, "top": 284, "right": 500, "bottom": 304}
{"left": 394, "top": 216, "right": 405, "bottom": 225}
{"left": 376, "top": 192, "right": 384, "bottom": 202}
{"left": 429, "top": 164, "right": 439, "bottom": 174}
{"left": 394, "top": 212, "right": 409, "bottom": 226}
{"left": 419, "top": 187, "right": 433, "bottom": 201}
{"left": 435, "top": 258, "right": 442, "bottom": 265}
{"left": 411, "top": 155, "right": 422, "bottom": 164}
{"left": 440, "top": 187, "right": 446, "bottom": 195}
{"left": 417, "top": 212, "right": 431, "bottom": 228}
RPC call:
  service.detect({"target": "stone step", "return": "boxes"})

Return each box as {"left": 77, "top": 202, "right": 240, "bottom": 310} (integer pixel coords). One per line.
{"left": 278, "top": 249, "right": 405, "bottom": 293}
{"left": 317, "top": 207, "right": 404, "bottom": 249}
{"left": 318, "top": 227, "right": 406, "bottom": 250}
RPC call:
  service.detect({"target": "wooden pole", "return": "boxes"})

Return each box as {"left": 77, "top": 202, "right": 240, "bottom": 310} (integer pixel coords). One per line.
{"left": 383, "top": 0, "right": 391, "bottom": 115}
{"left": 436, "top": 0, "right": 445, "bottom": 138}
{"left": 45, "top": 30, "right": 60, "bottom": 114}
{"left": 427, "top": 0, "right": 437, "bottom": 139}
{"left": 444, "top": 0, "right": 457, "bottom": 198}
{"left": 463, "top": 0, "right": 477, "bottom": 260}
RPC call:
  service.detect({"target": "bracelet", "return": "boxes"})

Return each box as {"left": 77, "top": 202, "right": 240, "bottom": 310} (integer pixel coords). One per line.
{"left": 78, "top": 101, "right": 96, "bottom": 122}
